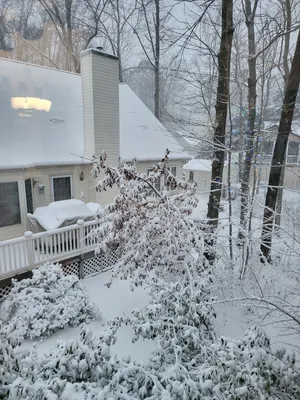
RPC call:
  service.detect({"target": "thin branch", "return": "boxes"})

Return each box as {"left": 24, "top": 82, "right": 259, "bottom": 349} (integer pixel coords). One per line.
{"left": 18, "top": 36, "right": 60, "bottom": 69}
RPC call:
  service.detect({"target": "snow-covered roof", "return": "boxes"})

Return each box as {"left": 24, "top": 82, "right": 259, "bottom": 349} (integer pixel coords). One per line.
{"left": 0, "top": 59, "right": 84, "bottom": 169}
{"left": 0, "top": 58, "right": 189, "bottom": 169}
{"left": 183, "top": 159, "right": 213, "bottom": 172}
{"left": 119, "top": 84, "right": 189, "bottom": 161}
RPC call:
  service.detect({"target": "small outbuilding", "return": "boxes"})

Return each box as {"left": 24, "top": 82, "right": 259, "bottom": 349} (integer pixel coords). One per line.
{"left": 183, "top": 159, "right": 239, "bottom": 196}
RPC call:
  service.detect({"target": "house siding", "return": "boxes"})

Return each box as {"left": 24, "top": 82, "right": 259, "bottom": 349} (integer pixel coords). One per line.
{"left": 0, "top": 164, "right": 94, "bottom": 241}
{"left": 23, "top": 164, "right": 94, "bottom": 209}
{"left": 257, "top": 164, "right": 300, "bottom": 189}
{"left": 189, "top": 170, "right": 211, "bottom": 194}
{"left": 136, "top": 159, "right": 185, "bottom": 179}
{"left": 183, "top": 164, "right": 239, "bottom": 195}
{"left": 0, "top": 170, "right": 27, "bottom": 241}
{"left": 81, "top": 55, "right": 95, "bottom": 158}
{"left": 0, "top": 158, "right": 187, "bottom": 242}
{"left": 81, "top": 50, "right": 120, "bottom": 206}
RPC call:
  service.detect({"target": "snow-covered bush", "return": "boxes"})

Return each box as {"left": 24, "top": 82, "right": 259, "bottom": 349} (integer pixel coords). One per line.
{"left": 2, "top": 324, "right": 300, "bottom": 399}
{"left": 0, "top": 263, "right": 99, "bottom": 341}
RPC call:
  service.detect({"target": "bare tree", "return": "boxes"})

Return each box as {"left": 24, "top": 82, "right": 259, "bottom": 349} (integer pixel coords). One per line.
{"left": 130, "top": 0, "right": 171, "bottom": 120}
{"left": 206, "top": 0, "right": 234, "bottom": 237}
{"left": 38, "top": 0, "right": 109, "bottom": 72}
{"left": 261, "top": 26, "right": 300, "bottom": 262}
{"left": 0, "top": 0, "right": 13, "bottom": 51}
{"left": 98, "top": 0, "right": 137, "bottom": 81}
{"left": 275, "top": 0, "right": 291, "bottom": 228}
{"left": 238, "top": 0, "right": 259, "bottom": 241}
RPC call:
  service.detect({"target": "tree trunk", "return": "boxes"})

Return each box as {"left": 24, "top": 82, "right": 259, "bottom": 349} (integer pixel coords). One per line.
{"left": 260, "top": 27, "right": 300, "bottom": 262}
{"left": 275, "top": 0, "right": 291, "bottom": 228}
{"left": 238, "top": 89, "right": 244, "bottom": 183}
{"left": 239, "top": 0, "right": 257, "bottom": 240}
{"left": 65, "top": 0, "right": 78, "bottom": 72}
{"left": 154, "top": 0, "right": 160, "bottom": 120}
{"left": 206, "top": 0, "right": 234, "bottom": 259}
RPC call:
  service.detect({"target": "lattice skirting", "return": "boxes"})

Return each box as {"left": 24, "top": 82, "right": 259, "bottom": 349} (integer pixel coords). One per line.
{"left": 61, "top": 261, "right": 80, "bottom": 277}
{"left": 83, "top": 251, "right": 118, "bottom": 278}
{"left": 0, "top": 285, "right": 11, "bottom": 303}
{"left": 0, "top": 253, "right": 117, "bottom": 302}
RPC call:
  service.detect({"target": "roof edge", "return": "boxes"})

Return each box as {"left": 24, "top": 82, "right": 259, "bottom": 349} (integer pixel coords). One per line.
{"left": 0, "top": 160, "right": 92, "bottom": 171}
{"left": 0, "top": 57, "right": 80, "bottom": 76}
{"left": 123, "top": 155, "right": 192, "bottom": 163}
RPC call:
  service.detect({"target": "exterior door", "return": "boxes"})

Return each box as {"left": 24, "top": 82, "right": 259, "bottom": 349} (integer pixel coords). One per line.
{"left": 52, "top": 176, "right": 72, "bottom": 201}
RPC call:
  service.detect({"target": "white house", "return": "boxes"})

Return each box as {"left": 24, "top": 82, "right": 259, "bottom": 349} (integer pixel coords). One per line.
{"left": 183, "top": 158, "right": 240, "bottom": 196}
{"left": 0, "top": 50, "right": 189, "bottom": 241}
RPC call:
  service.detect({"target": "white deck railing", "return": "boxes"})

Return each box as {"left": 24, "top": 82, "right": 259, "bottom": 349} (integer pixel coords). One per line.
{"left": 0, "top": 219, "right": 100, "bottom": 280}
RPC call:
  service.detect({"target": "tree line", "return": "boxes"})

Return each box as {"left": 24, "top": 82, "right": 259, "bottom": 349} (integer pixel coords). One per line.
{"left": 1, "top": 0, "right": 300, "bottom": 263}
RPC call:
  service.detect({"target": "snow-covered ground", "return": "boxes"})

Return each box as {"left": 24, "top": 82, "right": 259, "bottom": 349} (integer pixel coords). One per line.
{"left": 20, "top": 265, "right": 299, "bottom": 364}
{"left": 19, "top": 191, "right": 300, "bottom": 363}
{"left": 22, "top": 270, "right": 155, "bottom": 362}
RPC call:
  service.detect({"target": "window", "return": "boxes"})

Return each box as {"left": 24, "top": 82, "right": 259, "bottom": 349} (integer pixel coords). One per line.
{"left": 189, "top": 171, "right": 194, "bottom": 182}
{"left": 154, "top": 177, "right": 161, "bottom": 192}
{"left": 25, "top": 179, "right": 33, "bottom": 214}
{"left": 0, "top": 182, "right": 21, "bottom": 227}
{"left": 52, "top": 176, "right": 72, "bottom": 201}
{"left": 287, "top": 141, "right": 299, "bottom": 164}
{"left": 147, "top": 169, "right": 161, "bottom": 192}
{"left": 167, "top": 166, "right": 177, "bottom": 190}
{"left": 167, "top": 166, "right": 177, "bottom": 176}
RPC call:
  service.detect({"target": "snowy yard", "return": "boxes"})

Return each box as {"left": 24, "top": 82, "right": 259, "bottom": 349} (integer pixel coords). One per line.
{"left": 18, "top": 263, "right": 299, "bottom": 365}
{"left": 4, "top": 191, "right": 300, "bottom": 363}
{"left": 21, "top": 270, "right": 155, "bottom": 362}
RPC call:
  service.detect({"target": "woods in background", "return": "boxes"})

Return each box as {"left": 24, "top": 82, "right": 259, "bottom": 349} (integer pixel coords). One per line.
{"left": 2, "top": 0, "right": 300, "bottom": 261}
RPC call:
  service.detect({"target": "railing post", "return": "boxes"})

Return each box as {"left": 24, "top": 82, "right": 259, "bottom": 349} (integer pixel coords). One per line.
{"left": 77, "top": 220, "right": 85, "bottom": 255}
{"left": 24, "top": 231, "right": 34, "bottom": 269}
{"left": 77, "top": 220, "right": 85, "bottom": 280}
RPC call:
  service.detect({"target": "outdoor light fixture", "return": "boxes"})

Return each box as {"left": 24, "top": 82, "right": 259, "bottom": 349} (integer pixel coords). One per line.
{"left": 11, "top": 97, "right": 52, "bottom": 112}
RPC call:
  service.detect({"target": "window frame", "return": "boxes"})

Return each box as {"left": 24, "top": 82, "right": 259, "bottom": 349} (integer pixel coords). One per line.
{"left": 287, "top": 141, "right": 299, "bottom": 164}
{"left": 171, "top": 166, "right": 177, "bottom": 177}
{"left": 167, "top": 166, "right": 177, "bottom": 190}
{"left": 147, "top": 168, "right": 161, "bottom": 192}
{"left": 51, "top": 175, "right": 73, "bottom": 202}
{"left": 25, "top": 178, "right": 34, "bottom": 214}
{"left": 189, "top": 171, "right": 194, "bottom": 182}
{"left": 0, "top": 180, "right": 21, "bottom": 227}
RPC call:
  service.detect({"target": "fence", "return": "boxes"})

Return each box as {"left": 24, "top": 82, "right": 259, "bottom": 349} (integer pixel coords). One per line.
{"left": 0, "top": 219, "right": 100, "bottom": 280}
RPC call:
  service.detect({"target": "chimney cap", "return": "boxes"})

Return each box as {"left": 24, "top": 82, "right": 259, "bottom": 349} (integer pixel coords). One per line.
{"left": 80, "top": 48, "right": 119, "bottom": 61}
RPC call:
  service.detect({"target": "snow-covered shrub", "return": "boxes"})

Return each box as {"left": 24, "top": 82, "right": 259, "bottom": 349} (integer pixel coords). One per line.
{"left": 3, "top": 325, "right": 300, "bottom": 399}
{"left": 0, "top": 334, "right": 25, "bottom": 398}
{"left": 0, "top": 263, "right": 99, "bottom": 341}
{"left": 129, "top": 269, "right": 216, "bottom": 353}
